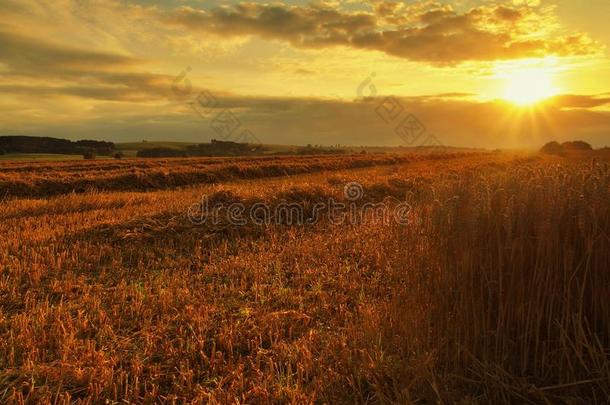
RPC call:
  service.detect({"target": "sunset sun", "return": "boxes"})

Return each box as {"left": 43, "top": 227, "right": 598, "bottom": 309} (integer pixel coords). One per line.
{"left": 503, "top": 67, "right": 559, "bottom": 106}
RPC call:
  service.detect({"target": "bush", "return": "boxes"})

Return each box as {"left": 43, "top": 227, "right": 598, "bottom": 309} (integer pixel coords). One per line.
{"left": 562, "top": 140, "right": 592, "bottom": 150}
{"left": 540, "top": 141, "right": 563, "bottom": 155}
{"left": 0, "top": 147, "right": 6, "bottom": 155}
{"left": 114, "top": 152, "right": 125, "bottom": 159}
{"left": 83, "top": 151, "right": 96, "bottom": 160}
{"left": 541, "top": 140, "right": 594, "bottom": 155}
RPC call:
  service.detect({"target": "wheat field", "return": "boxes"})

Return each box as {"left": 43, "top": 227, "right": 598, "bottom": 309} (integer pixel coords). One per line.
{"left": 0, "top": 151, "right": 608, "bottom": 403}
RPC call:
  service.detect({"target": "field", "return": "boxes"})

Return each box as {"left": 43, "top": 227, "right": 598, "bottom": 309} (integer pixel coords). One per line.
{"left": 0, "top": 151, "right": 608, "bottom": 403}
{"left": 0, "top": 153, "right": 462, "bottom": 199}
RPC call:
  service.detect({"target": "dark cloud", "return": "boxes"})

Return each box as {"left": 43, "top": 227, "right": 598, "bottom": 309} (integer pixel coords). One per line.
{"left": 225, "top": 94, "right": 610, "bottom": 148}
{"left": 294, "top": 68, "right": 316, "bottom": 75}
{"left": 162, "top": 4, "right": 375, "bottom": 49}
{"left": 0, "top": 84, "right": 169, "bottom": 102}
{"left": 416, "top": 92, "right": 477, "bottom": 99}
{"left": 374, "top": 1, "right": 401, "bottom": 18}
{"left": 161, "top": 3, "right": 599, "bottom": 65}
{"left": 495, "top": 6, "right": 522, "bottom": 22}
{"left": 0, "top": 29, "right": 177, "bottom": 102}
{"left": 0, "top": 30, "right": 139, "bottom": 72}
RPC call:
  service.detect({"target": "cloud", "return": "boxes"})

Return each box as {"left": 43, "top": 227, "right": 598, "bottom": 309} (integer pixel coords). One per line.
{"left": 0, "top": 28, "right": 179, "bottom": 102}
{"left": 200, "top": 93, "right": 610, "bottom": 148}
{"left": 5, "top": 90, "right": 609, "bottom": 149}
{"left": 0, "top": 29, "right": 139, "bottom": 72}
{"left": 161, "top": 2, "right": 600, "bottom": 65}
{"left": 545, "top": 94, "right": 610, "bottom": 109}
{"left": 294, "top": 68, "right": 317, "bottom": 75}
{"left": 0, "top": 84, "right": 169, "bottom": 102}
{"left": 162, "top": 4, "right": 375, "bottom": 48}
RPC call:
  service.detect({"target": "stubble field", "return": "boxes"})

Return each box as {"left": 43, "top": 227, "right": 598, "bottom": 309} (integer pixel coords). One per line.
{"left": 0, "top": 151, "right": 608, "bottom": 403}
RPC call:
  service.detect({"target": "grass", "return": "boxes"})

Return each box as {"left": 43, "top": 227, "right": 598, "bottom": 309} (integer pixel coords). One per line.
{"left": 0, "top": 151, "right": 608, "bottom": 403}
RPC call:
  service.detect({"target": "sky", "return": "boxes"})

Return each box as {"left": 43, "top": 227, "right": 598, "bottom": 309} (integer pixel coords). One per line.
{"left": 0, "top": 0, "right": 609, "bottom": 148}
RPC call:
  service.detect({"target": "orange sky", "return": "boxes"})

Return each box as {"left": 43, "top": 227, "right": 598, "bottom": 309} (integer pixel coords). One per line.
{"left": 0, "top": 0, "right": 609, "bottom": 148}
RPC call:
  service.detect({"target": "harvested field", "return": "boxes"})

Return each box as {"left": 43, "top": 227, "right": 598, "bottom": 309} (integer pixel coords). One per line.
{"left": 0, "top": 151, "right": 608, "bottom": 403}
{"left": 0, "top": 152, "right": 471, "bottom": 199}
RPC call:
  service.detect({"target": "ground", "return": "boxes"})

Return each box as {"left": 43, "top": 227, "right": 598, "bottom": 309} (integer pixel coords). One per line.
{"left": 0, "top": 151, "right": 608, "bottom": 403}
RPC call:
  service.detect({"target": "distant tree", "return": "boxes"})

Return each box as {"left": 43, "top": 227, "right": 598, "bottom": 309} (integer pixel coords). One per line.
{"left": 540, "top": 141, "right": 563, "bottom": 155}
{"left": 83, "top": 151, "right": 96, "bottom": 160}
{"left": 0, "top": 147, "right": 6, "bottom": 155}
{"left": 0, "top": 136, "right": 72, "bottom": 154}
{"left": 137, "top": 148, "right": 187, "bottom": 158}
{"left": 562, "top": 141, "right": 592, "bottom": 150}
{"left": 0, "top": 136, "right": 114, "bottom": 155}
{"left": 75, "top": 140, "right": 114, "bottom": 155}
{"left": 114, "top": 152, "right": 125, "bottom": 159}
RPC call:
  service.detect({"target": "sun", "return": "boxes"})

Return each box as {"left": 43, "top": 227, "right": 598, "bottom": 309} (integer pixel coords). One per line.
{"left": 503, "top": 67, "right": 559, "bottom": 106}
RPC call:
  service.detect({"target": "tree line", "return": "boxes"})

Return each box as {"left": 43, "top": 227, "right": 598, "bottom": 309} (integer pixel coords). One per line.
{"left": 0, "top": 136, "right": 115, "bottom": 156}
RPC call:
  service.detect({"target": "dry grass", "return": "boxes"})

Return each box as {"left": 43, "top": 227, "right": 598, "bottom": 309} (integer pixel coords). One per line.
{"left": 0, "top": 151, "right": 608, "bottom": 403}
